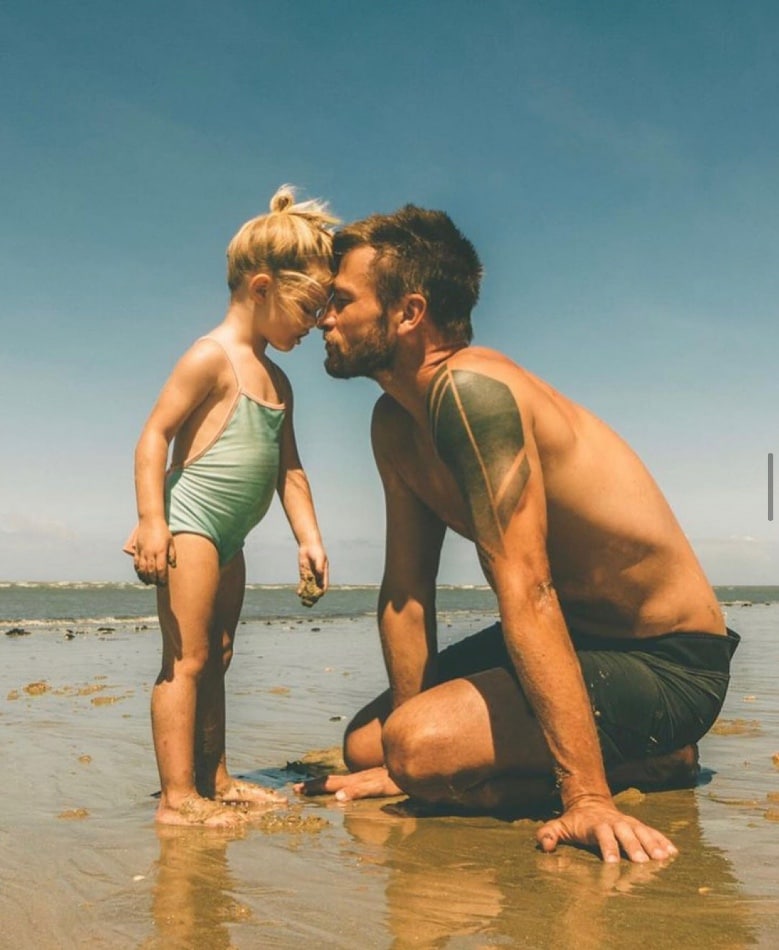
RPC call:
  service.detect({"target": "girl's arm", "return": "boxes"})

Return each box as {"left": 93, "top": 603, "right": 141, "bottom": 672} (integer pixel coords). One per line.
{"left": 274, "top": 370, "right": 328, "bottom": 600}
{"left": 132, "top": 342, "right": 221, "bottom": 585}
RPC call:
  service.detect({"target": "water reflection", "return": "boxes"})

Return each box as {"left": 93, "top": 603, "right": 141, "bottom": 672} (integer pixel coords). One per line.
{"left": 341, "top": 789, "right": 757, "bottom": 949}
{"left": 146, "top": 824, "right": 248, "bottom": 950}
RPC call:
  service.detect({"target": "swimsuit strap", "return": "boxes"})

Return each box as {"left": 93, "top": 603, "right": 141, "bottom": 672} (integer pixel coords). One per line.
{"left": 198, "top": 336, "right": 242, "bottom": 390}
{"left": 199, "top": 336, "right": 286, "bottom": 406}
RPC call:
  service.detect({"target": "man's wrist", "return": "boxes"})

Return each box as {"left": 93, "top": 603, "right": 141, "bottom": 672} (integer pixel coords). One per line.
{"left": 555, "top": 767, "right": 612, "bottom": 808}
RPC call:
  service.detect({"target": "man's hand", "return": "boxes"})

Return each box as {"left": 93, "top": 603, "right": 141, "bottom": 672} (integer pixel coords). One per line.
{"left": 537, "top": 798, "right": 678, "bottom": 864}
{"left": 293, "top": 767, "right": 402, "bottom": 802}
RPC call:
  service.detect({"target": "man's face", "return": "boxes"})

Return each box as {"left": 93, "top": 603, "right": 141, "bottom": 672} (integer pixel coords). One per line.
{"left": 319, "top": 246, "right": 397, "bottom": 379}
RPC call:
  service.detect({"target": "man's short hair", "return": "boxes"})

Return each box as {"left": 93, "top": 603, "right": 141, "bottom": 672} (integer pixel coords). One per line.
{"left": 333, "top": 205, "right": 482, "bottom": 344}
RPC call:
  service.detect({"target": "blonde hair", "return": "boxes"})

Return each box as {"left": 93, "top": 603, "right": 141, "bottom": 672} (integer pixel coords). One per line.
{"left": 226, "top": 184, "right": 339, "bottom": 297}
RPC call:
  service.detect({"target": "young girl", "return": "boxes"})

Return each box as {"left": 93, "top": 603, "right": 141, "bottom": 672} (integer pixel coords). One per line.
{"left": 125, "top": 186, "right": 335, "bottom": 827}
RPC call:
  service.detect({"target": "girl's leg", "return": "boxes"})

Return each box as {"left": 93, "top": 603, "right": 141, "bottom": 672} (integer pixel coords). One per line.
{"left": 196, "top": 550, "right": 285, "bottom": 805}
{"left": 152, "top": 534, "right": 246, "bottom": 827}
{"left": 193, "top": 549, "right": 244, "bottom": 797}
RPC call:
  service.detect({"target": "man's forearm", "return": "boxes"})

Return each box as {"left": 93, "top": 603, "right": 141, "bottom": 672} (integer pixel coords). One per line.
{"left": 500, "top": 600, "right": 613, "bottom": 807}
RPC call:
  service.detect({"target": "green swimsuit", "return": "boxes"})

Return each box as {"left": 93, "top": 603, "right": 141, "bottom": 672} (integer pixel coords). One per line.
{"left": 165, "top": 338, "right": 285, "bottom": 565}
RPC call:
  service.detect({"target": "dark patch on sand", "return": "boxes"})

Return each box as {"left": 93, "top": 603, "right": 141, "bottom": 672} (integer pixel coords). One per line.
{"left": 23, "top": 681, "right": 50, "bottom": 696}
{"left": 283, "top": 746, "right": 348, "bottom": 780}
{"left": 58, "top": 808, "right": 89, "bottom": 820}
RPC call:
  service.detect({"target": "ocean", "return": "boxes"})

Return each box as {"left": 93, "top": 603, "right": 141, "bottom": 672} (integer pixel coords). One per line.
{"left": 1, "top": 581, "right": 777, "bottom": 627}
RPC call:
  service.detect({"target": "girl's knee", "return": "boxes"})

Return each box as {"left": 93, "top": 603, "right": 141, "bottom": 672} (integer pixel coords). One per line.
{"left": 172, "top": 646, "right": 212, "bottom": 681}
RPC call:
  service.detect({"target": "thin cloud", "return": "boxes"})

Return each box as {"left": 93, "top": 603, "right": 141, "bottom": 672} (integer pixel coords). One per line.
{"left": 526, "top": 82, "right": 691, "bottom": 179}
{"left": 0, "top": 513, "right": 76, "bottom": 541}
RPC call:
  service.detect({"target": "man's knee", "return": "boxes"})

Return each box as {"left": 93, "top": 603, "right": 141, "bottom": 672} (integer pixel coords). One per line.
{"left": 382, "top": 706, "right": 448, "bottom": 791}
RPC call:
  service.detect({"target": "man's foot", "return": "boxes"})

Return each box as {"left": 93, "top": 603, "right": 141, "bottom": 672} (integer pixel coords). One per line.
{"left": 215, "top": 779, "right": 287, "bottom": 806}
{"left": 609, "top": 744, "right": 700, "bottom": 792}
{"left": 155, "top": 795, "right": 249, "bottom": 828}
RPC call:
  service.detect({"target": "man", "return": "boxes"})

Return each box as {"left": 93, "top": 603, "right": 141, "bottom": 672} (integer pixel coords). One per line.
{"left": 298, "top": 205, "right": 738, "bottom": 863}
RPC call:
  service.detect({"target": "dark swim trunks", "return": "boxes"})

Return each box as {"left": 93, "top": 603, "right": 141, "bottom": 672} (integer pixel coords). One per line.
{"left": 436, "top": 623, "right": 740, "bottom": 767}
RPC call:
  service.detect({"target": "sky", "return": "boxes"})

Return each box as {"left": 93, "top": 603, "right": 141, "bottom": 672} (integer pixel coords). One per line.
{"left": 1, "top": 0, "right": 777, "bottom": 586}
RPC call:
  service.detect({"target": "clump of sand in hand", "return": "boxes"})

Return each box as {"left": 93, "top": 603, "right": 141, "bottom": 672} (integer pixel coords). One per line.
{"left": 298, "top": 570, "right": 324, "bottom": 608}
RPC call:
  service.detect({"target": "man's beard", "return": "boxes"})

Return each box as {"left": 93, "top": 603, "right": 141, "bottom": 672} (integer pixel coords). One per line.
{"left": 324, "top": 315, "right": 396, "bottom": 380}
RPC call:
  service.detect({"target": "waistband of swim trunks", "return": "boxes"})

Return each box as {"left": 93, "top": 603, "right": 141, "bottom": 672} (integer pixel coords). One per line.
{"left": 571, "top": 627, "right": 740, "bottom": 674}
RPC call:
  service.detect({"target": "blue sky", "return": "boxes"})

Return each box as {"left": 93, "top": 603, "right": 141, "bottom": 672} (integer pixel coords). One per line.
{"left": 1, "top": 0, "right": 777, "bottom": 585}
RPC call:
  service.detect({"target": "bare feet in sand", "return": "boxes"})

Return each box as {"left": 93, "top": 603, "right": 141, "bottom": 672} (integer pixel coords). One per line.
{"left": 609, "top": 744, "right": 700, "bottom": 792}
{"left": 215, "top": 780, "right": 287, "bottom": 807}
{"left": 156, "top": 795, "right": 250, "bottom": 828}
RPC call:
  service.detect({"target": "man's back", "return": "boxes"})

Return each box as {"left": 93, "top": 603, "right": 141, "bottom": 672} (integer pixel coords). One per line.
{"left": 374, "top": 344, "right": 724, "bottom": 640}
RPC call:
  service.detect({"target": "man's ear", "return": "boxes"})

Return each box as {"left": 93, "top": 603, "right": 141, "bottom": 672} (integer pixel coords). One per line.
{"left": 398, "top": 293, "right": 427, "bottom": 332}
{"left": 249, "top": 273, "right": 272, "bottom": 299}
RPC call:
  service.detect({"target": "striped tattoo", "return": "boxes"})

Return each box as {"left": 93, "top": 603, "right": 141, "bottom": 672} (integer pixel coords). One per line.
{"left": 427, "top": 365, "right": 530, "bottom": 557}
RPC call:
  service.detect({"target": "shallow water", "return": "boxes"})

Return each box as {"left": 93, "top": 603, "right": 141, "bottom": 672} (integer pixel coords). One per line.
{"left": 1, "top": 603, "right": 777, "bottom": 948}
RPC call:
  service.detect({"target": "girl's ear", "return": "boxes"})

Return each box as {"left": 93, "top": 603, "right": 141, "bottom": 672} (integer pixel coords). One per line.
{"left": 249, "top": 273, "right": 272, "bottom": 299}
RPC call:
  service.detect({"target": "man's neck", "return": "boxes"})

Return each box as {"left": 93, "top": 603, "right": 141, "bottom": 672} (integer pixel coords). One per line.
{"left": 375, "top": 340, "right": 468, "bottom": 427}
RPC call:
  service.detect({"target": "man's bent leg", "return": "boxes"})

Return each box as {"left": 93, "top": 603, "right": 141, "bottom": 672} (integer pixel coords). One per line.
{"left": 343, "top": 623, "right": 510, "bottom": 772}
{"left": 343, "top": 690, "right": 393, "bottom": 771}
{"left": 381, "top": 667, "right": 698, "bottom": 813}
{"left": 382, "top": 667, "right": 554, "bottom": 805}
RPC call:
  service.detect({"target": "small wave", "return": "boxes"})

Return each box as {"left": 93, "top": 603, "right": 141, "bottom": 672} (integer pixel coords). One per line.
{"left": 1, "top": 615, "right": 159, "bottom": 629}
{"left": 0, "top": 580, "right": 145, "bottom": 591}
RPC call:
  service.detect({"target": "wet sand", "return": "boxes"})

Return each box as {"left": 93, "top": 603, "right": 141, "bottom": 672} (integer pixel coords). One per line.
{"left": 2, "top": 604, "right": 778, "bottom": 948}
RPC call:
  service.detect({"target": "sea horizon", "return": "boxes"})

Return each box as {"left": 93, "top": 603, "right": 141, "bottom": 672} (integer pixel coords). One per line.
{"left": 1, "top": 580, "right": 778, "bottom": 626}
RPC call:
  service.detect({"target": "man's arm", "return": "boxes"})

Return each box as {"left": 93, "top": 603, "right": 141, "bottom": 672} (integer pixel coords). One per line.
{"left": 373, "top": 397, "right": 447, "bottom": 708}
{"left": 292, "top": 398, "right": 445, "bottom": 803}
{"left": 428, "top": 364, "right": 677, "bottom": 863}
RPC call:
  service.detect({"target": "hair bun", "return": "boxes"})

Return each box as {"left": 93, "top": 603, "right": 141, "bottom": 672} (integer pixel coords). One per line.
{"left": 269, "top": 184, "right": 296, "bottom": 213}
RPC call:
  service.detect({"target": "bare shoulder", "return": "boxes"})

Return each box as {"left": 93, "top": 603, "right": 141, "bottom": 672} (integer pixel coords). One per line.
{"left": 437, "top": 346, "right": 545, "bottom": 405}
{"left": 171, "top": 336, "right": 233, "bottom": 391}
{"left": 447, "top": 345, "right": 525, "bottom": 375}
{"left": 427, "top": 347, "right": 544, "bottom": 428}
{"left": 445, "top": 347, "right": 587, "bottom": 437}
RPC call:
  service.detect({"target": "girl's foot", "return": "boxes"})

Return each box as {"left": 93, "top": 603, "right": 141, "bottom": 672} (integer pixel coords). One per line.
{"left": 156, "top": 795, "right": 249, "bottom": 828}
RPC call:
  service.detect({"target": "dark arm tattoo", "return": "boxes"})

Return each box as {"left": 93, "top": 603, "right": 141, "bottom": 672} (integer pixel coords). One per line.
{"left": 427, "top": 366, "right": 530, "bottom": 557}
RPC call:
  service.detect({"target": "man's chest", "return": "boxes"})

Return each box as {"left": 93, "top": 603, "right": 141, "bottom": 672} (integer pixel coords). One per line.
{"left": 396, "top": 433, "right": 473, "bottom": 539}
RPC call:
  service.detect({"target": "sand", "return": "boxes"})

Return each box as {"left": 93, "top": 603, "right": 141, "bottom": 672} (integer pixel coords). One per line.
{"left": 2, "top": 605, "right": 778, "bottom": 948}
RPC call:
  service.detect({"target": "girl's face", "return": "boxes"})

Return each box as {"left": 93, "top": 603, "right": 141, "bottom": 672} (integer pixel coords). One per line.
{"left": 267, "top": 270, "right": 331, "bottom": 353}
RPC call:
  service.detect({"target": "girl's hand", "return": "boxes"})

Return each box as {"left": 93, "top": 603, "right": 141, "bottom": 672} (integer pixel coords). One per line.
{"left": 134, "top": 520, "right": 177, "bottom": 586}
{"left": 297, "top": 543, "right": 329, "bottom": 606}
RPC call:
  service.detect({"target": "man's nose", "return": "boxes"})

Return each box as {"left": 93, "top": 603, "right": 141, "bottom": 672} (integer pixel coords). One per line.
{"left": 316, "top": 302, "right": 334, "bottom": 329}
